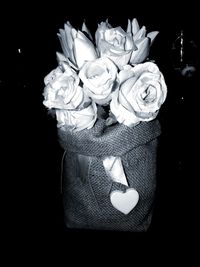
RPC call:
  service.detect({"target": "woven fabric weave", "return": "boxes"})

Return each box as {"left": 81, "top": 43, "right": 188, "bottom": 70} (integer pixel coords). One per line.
{"left": 58, "top": 117, "right": 161, "bottom": 232}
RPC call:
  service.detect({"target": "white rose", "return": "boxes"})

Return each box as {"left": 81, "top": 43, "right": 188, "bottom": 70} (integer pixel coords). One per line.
{"left": 95, "top": 21, "right": 137, "bottom": 69}
{"left": 43, "top": 62, "right": 90, "bottom": 110}
{"left": 55, "top": 101, "right": 97, "bottom": 131}
{"left": 57, "top": 21, "right": 98, "bottom": 69}
{"left": 110, "top": 62, "right": 167, "bottom": 127}
{"left": 79, "top": 57, "right": 118, "bottom": 105}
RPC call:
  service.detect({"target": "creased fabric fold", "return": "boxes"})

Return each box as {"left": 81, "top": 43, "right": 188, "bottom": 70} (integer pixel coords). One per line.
{"left": 58, "top": 118, "right": 161, "bottom": 157}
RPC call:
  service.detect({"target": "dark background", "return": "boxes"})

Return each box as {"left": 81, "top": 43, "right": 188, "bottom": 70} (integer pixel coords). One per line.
{"left": 1, "top": 1, "right": 199, "bottom": 260}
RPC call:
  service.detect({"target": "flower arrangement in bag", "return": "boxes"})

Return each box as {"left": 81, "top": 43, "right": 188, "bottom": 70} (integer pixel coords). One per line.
{"left": 43, "top": 18, "right": 167, "bottom": 216}
{"left": 43, "top": 18, "right": 167, "bottom": 131}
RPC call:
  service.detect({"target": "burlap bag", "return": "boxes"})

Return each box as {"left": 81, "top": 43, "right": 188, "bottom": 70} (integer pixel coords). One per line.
{"left": 58, "top": 114, "right": 161, "bottom": 232}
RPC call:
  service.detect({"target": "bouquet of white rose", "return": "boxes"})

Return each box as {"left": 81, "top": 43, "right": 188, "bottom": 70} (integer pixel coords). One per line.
{"left": 43, "top": 18, "right": 167, "bottom": 231}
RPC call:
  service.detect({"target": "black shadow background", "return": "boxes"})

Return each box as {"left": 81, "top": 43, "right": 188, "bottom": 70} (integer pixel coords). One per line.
{"left": 1, "top": 1, "right": 199, "bottom": 260}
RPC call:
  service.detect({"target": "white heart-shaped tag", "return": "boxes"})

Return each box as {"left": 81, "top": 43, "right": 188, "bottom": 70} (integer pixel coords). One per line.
{"left": 110, "top": 188, "right": 139, "bottom": 215}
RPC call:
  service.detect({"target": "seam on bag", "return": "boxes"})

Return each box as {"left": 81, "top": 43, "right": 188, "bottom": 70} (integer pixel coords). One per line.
{"left": 87, "top": 157, "right": 104, "bottom": 212}
{"left": 87, "top": 158, "right": 99, "bottom": 207}
{"left": 60, "top": 149, "right": 67, "bottom": 194}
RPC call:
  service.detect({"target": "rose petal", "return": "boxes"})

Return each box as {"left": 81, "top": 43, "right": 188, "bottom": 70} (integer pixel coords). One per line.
{"left": 57, "top": 30, "right": 70, "bottom": 59}
{"left": 82, "top": 22, "right": 93, "bottom": 41}
{"left": 131, "top": 18, "right": 140, "bottom": 36}
{"left": 110, "top": 89, "right": 140, "bottom": 126}
{"left": 126, "top": 19, "right": 132, "bottom": 34}
{"left": 73, "top": 37, "right": 97, "bottom": 69}
{"left": 64, "top": 24, "right": 76, "bottom": 63}
{"left": 147, "top": 31, "right": 159, "bottom": 45}
{"left": 130, "top": 37, "right": 150, "bottom": 64}
{"left": 44, "top": 67, "right": 62, "bottom": 85}
{"left": 133, "top": 26, "right": 146, "bottom": 42}
{"left": 118, "top": 65, "right": 134, "bottom": 84}
{"left": 56, "top": 52, "right": 67, "bottom": 63}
